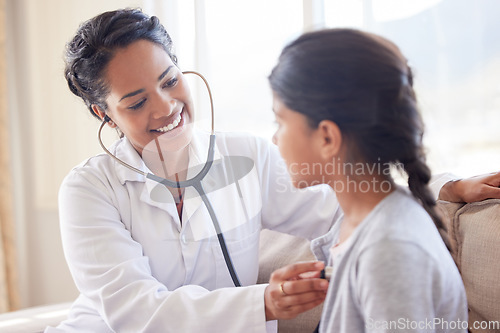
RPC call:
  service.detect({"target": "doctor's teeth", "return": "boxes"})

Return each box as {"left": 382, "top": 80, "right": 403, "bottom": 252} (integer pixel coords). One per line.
{"left": 156, "top": 114, "right": 182, "bottom": 132}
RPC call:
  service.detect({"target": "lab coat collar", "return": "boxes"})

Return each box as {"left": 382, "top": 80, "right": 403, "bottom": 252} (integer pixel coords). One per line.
{"left": 112, "top": 132, "right": 221, "bottom": 223}
{"left": 111, "top": 131, "right": 221, "bottom": 186}
{"left": 141, "top": 130, "right": 221, "bottom": 197}
{"left": 113, "top": 137, "right": 148, "bottom": 184}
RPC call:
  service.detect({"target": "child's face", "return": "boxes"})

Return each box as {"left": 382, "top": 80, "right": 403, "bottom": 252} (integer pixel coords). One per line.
{"left": 272, "top": 93, "right": 323, "bottom": 188}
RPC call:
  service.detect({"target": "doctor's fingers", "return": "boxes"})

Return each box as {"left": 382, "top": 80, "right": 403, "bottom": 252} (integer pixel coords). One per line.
{"left": 278, "top": 278, "right": 329, "bottom": 297}
{"left": 479, "top": 183, "right": 500, "bottom": 200}
{"left": 269, "top": 289, "right": 327, "bottom": 320}
{"left": 264, "top": 279, "right": 327, "bottom": 321}
{"left": 270, "top": 261, "right": 325, "bottom": 282}
{"left": 455, "top": 171, "right": 500, "bottom": 202}
{"left": 479, "top": 171, "right": 500, "bottom": 198}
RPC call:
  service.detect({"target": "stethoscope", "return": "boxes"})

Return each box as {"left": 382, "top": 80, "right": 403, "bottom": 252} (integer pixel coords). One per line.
{"left": 98, "top": 71, "right": 241, "bottom": 287}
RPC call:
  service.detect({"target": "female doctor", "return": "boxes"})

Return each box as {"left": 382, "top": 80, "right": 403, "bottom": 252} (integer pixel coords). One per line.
{"left": 47, "top": 8, "right": 332, "bottom": 332}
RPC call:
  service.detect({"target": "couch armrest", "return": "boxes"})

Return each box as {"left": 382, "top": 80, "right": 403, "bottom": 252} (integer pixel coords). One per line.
{"left": 437, "top": 199, "right": 500, "bottom": 333}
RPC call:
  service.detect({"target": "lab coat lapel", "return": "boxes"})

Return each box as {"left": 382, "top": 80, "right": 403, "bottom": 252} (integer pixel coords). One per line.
{"left": 112, "top": 137, "right": 180, "bottom": 221}
{"left": 112, "top": 137, "right": 147, "bottom": 184}
{"left": 141, "top": 178, "right": 179, "bottom": 218}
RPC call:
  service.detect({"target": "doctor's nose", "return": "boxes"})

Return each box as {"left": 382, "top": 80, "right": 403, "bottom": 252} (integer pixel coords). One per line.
{"left": 152, "top": 97, "right": 176, "bottom": 119}
{"left": 272, "top": 132, "right": 278, "bottom": 145}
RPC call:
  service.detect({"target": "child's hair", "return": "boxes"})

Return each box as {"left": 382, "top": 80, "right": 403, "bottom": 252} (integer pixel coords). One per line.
{"left": 64, "top": 8, "right": 177, "bottom": 119}
{"left": 269, "top": 28, "right": 447, "bottom": 239}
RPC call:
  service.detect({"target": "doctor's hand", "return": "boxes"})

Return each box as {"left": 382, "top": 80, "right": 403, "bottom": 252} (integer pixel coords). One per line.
{"left": 439, "top": 171, "right": 500, "bottom": 203}
{"left": 264, "top": 261, "right": 328, "bottom": 321}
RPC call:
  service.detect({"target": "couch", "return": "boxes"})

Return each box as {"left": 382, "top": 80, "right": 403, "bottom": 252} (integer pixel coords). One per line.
{"left": 437, "top": 198, "right": 500, "bottom": 333}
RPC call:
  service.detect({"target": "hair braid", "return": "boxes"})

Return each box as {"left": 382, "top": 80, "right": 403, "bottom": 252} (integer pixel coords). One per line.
{"left": 403, "top": 159, "right": 450, "bottom": 249}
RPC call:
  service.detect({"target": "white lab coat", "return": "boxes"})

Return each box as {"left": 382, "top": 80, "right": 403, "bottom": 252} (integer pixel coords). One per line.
{"left": 47, "top": 131, "right": 339, "bottom": 333}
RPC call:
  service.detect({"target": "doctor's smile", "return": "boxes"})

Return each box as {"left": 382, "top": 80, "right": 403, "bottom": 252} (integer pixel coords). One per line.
{"left": 152, "top": 110, "right": 183, "bottom": 133}
{"left": 149, "top": 107, "right": 191, "bottom": 143}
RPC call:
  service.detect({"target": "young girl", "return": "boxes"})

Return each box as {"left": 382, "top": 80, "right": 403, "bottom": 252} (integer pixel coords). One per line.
{"left": 268, "top": 29, "right": 468, "bottom": 332}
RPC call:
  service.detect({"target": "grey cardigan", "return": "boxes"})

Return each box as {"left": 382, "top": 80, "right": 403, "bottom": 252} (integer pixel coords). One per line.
{"left": 311, "top": 188, "right": 468, "bottom": 333}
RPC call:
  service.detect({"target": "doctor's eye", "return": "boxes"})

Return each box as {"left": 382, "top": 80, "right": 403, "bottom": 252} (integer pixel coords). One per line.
{"left": 129, "top": 98, "right": 146, "bottom": 110}
{"left": 162, "top": 76, "right": 178, "bottom": 89}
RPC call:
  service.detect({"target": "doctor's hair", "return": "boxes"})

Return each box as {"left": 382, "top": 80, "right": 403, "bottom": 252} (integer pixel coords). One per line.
{"left": 269, "top": 28, "right": 447, "bottom": 242}
{"left": 64, "top": 8, "right": 177, "bottom": 119}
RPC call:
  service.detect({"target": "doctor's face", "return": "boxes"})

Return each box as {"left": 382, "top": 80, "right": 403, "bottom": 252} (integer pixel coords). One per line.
{"left": 97, "top": 39, "right": 194, "bottom": 156}
{"left": 272, "top": 93, "right": 323, "bottom": 188}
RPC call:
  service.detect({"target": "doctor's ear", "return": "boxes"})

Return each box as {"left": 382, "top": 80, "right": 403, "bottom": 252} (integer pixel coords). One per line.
{"left": 316, "top": 120, "right": 342, "bottom": 160}
{"left": 91, "top": 105, "right": 116, "bottom": 128}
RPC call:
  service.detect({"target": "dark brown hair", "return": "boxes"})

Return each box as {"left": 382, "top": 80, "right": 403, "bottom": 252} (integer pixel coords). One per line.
{"left": 64, "top": 8, "right": 177, "bottom": 119}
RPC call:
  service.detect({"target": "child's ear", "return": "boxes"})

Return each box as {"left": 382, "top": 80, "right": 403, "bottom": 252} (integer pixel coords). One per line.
{"left": 317, "top": 120, "right": 342, "bottom": 160}
{"left": 91, "top": 105, "right": 116, "bottom": 128}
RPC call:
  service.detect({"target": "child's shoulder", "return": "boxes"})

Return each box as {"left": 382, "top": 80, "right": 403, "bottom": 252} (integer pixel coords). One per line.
{"left": 363, "top": 189, "right": 440, "bottom": 244}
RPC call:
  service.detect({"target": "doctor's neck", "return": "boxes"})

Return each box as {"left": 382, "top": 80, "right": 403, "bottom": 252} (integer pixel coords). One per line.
{"left": 143, "top": 138, "right": 190, "bottom": 182}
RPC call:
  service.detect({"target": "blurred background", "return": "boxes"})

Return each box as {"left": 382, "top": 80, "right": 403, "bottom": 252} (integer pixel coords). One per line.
{"left": 0, "top": 0, "right": 499, "bottom": 312}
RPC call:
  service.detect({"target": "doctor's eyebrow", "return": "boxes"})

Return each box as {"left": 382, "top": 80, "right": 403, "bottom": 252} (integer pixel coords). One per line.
{"left": 119, "top": 66, "right": 175, "bottom": 102}
{"left": 119, "top": 89, "right": 145, "bottom": 102}
{"left": 158, "top": 66, "right": 174, "bottom": 81}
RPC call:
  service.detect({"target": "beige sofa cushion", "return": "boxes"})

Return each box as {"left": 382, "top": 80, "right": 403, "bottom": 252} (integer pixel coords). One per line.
{"left": 437, "top": 199, "right": 500, "bottom": 333}
{"left": 258, "top": 229, "right": 322, "bottom": 333}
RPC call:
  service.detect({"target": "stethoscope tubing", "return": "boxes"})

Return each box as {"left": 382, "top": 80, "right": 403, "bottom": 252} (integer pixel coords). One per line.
{"left": 97, "top": 71, "right": 242, "bottom": 287}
